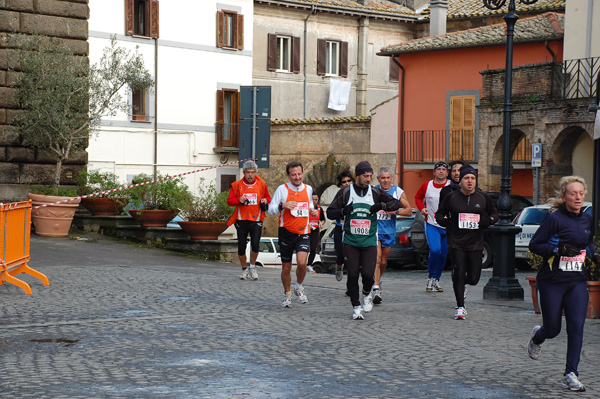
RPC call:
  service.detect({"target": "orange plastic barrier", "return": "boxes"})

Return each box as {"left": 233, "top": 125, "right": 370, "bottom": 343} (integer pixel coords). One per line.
{"left": 0, "top": 200, "right": 49, "bottom": 294}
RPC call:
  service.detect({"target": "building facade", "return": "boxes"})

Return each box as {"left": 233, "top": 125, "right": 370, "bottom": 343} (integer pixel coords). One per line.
{"left": 88, "top": 0, "right": 254, "bottom": 195}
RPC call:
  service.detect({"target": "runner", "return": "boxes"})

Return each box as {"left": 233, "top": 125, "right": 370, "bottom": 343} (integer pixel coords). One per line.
{"left": 226, "top": 160, "right": 271, "bottom": 280}
{"left": 415, "top": 161, "right": 450, "bottom": 292}
{"left": 332, "top": 171, "right": 354, "bottom": 281}
{"left": 372, "top": 167, "right": 412, "bottom": 305}
{"left": 527, "top": 176, "right": 599, "bottom": 392}
{"left": 435, "top": 165, "right": 498, "bottom": 320}
{"left": 439, "top": 160, "right": 465, "bottom": 204}
{"left": 267, "top": 161, "right": 318, "bottom": 307}
{"left": 327, "top": 161, "right": 403, "bottom": 320}
{"left": 307, "top": 193, "right": 325, "bottom": 273}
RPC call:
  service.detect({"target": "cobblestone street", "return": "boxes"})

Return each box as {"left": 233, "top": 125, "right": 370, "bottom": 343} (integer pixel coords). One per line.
{"left": 0, "top": 234, "right": 599, "bottom": 398}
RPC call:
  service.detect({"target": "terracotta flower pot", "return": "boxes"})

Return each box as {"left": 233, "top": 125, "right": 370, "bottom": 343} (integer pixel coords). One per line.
{"left": 28, "top": 193, "right": 81, "bottom": 238}
{"left": 129, "top": 209, "right": 142, "bottom": 220}
{"left": 81, "top": 197, "right": 127, "bottom": 216}
{"left": 178, "top": 221, "right": 228, "bottom": 240}
{"left": 136, "top": 210, "right": 178, "bottom": 227}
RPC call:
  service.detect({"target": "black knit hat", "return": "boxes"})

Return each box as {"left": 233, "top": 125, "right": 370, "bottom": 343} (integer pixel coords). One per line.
{"left": 459, "top": 165, "right": 477, "bottom": 181}
{"left": 355, "top": 161, "right": 373, "bottom": 176}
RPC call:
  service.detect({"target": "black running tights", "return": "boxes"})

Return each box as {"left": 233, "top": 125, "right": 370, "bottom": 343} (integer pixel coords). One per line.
{"left": 344, "top": 244, "right": 377, "bottom": 307}
{"left": 451, "top": 248, "right": 483, "bottom": 308}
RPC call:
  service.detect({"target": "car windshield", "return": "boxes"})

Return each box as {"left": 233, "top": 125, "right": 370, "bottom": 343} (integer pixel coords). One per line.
{"left": 517, "top": 208, "right": 549, "bottom": 225}
{"left": 395, "top": 218, "right": 414, "bottom": 234}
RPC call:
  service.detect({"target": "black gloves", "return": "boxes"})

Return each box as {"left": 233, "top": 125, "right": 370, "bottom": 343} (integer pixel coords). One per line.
{"left": 342, "top": 204, "right": 354, "bottom": 216}
{"left": 593, "top": 253, "right": 600, "bottom": 265}
{"left": 557, "top": 243, "right": 581, "bottom": 257}
{"left": 260, "top": 202, "right": 268, "bottom": 212}
{"left": 369, "top": 203, "right": 386, "bottom": 214}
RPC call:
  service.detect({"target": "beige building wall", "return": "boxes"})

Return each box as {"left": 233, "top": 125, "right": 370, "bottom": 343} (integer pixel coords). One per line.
{"left": 252, "top": 4, "right": 411, "bottom": 119}
{"left": 370, "top": 96, "right": 399, "bottom": 155}
{"left": 564, "top": 0, "right": 600, "bottom": 60}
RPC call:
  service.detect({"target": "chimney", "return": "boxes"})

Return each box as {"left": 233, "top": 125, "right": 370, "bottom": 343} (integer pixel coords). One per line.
{"left": 429, "top": 0, "right": 448, "bottom": 36}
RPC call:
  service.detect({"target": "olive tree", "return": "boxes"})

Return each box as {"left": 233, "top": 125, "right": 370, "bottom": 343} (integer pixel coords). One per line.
{"left": 12, "top": 35, "right": 154, "bottom": 193}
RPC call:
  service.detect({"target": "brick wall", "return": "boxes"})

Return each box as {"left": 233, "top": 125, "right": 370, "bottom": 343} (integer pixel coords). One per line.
{"left": 0, "top": 0, "right": 89, "bottom": 201}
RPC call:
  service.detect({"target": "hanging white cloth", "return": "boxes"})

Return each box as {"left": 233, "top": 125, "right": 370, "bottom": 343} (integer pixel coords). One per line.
{"left": 328, "top": 78, "right": 351, "bottom": 111}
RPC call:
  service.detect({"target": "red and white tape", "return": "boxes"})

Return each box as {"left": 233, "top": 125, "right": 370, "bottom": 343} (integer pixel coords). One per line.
{"left": 32, "top": 158, "right": 255, "bottom": 209}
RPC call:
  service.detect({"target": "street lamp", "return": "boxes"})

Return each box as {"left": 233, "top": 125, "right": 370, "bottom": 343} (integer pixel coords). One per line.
{"left": 482, "top": 0, "right": 539, "bottom": 300}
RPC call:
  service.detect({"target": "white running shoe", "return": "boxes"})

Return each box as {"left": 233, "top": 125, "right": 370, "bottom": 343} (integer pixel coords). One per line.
{"left": 426, "top": 277, "right": 433, "bottom": 292}
{"left": 352, "top": 306, "right": 364, "bottom": 320}
{"left": 362, "top": 292, "right": 374, "bottom": 312}
{"left": 281, "top": 293, "right": 292, "bottom": 308}
{"left": 433, "top": 279, "right": 444, "bottom": 292}
{"left": 562, "top": 372, "right": 585, "bottom": 391}
{"left": 335, "top": 266, "right": 343, "bottom": 281}
{"left": 249, "top": 268, "right": 259, "bottom": 280}
{"left": 294, "top": 286, "right": 308, "bottom": 304}
{"left": 240, "top": 268, "right": 249, "bottom": 280}
{"left": 527, "top": 325, "right": 541, "bottom": 360}
{"left": 454, "top": 306, "right": 466, "bottom": 320}
{"left": 372, "top": 288, "right": 382, "bottom": 305}
{"left": 307, "top": 265, "right": 316, "bottom": 273}
{"left": 464, "top": 284, "right": 469, "bottom": 299}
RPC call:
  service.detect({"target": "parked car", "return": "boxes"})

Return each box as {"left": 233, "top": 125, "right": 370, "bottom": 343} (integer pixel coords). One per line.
{"left": 513, "top": 202, "right": 592, "bottom": 270}
{"left": 247, "top": 237, "right": 325, "bottom": 272}
{"left": 486, "top": 192, "right": 533, "bottom": 221}
{"left": 320, "top": 210, "right": 429, "bottom": 270}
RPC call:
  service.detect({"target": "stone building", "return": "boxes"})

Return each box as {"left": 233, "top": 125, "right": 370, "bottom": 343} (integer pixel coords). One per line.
{"left": 0, "top": 0, "right": 89, "bottom": 201}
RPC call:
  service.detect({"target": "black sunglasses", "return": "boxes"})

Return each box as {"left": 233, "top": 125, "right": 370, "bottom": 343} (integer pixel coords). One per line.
{"left": 341, "top": 179, "right": 352, "bottom": 183}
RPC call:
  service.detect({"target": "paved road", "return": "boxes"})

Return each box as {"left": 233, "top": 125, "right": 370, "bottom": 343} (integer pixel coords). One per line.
{"left": 1, "top": 234, "right": 599, "bottom": 398}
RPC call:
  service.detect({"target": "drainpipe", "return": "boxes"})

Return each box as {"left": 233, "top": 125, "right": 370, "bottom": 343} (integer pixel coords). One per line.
{"left": 357, "top": 17, "right": 369, "bottom": 116}
{"left": 304, "top": 5, "right": 317, "bottom": 118}
{"left": 544, "top": 41, "right": 556, "bottom": 62}
{"left": 153, "top": 37, "right": 158, "bottom": 177}
{"left": 392, "top": 55, "right": 405, "bottom": 188}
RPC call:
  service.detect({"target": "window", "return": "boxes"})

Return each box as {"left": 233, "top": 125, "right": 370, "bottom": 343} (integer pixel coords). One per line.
{"left": 125, "top": 0, "right": 159, "bottom": 38}
{"left": 449, "top": 95, "right": 476, "bottom": 160}
{"left": 131, "top": 89, "right": 147, "bottom": 121}
{"left": 317, "top": 39, "right": 348, "bottom": 77}
{"left": 267, "top": 34, "right": 300, "bottom": 73}
{"left": 216, "top": 89, "right": 240, "bottom": 148}
{"left": 217, "top": 10, "right": 244, "bottom": 50}
{"left": 220, "top": 174, "right": 237, "bottom": 193}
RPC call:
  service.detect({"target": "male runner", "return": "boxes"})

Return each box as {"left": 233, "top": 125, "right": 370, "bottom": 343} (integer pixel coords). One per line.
{"left": 372, "top": 167, "right": 412, "bottom": 304}
{"left": 227, "top": 160, "right": 271, "bottom": 280}
{"left": 415, "top": 162, "right": 450, "bottom": 292}
{"left": 268, "top": 161, "right": 318, "bottom": 307}
{"left": 327, "top": 161, "right": 403, "bottom": 320}
{"left": 436, "top": 165, "right": 498, "bottom": 319}
{"left": 439, "top": 160, "right": 465, "bottom": 205}
{"left": 307, "top": 193, "right": 325, "bottom": 273}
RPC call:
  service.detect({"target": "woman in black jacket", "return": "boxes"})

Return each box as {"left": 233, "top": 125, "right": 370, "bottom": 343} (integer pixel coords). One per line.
{"left": 527, "top": 176, "right": 599, "bottom": 392}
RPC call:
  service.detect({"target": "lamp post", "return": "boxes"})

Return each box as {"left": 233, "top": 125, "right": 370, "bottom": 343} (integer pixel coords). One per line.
{"left": 482, "top": 0, "right": 538, "bottom": 300}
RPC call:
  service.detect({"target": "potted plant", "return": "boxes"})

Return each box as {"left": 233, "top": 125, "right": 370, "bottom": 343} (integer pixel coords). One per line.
{"left": 128, "top": 173, "right": 193, "bottom": 228}
{"left": 10, "top": 34, "right": 153, "bottom": 236}
{"left": 76, "top": 170, "right": 128, "bottom": 216}
{"left": 178, "top": 178, "right": 235, "bottom": 240}
{"left": 526, "top": 228, "right": 600, "bottom": 318}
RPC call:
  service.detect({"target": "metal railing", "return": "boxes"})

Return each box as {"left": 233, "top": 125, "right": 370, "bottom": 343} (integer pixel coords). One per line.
{"left": 553, "top": 57, "right": 600, "bottom": 99}
{"left": 403, "top": 130, "right": 477, "bottom": 163}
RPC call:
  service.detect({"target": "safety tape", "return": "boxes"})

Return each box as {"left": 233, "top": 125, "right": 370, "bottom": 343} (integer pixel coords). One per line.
{"left": 32, "top": 158, "right": 255, "bottom": 210}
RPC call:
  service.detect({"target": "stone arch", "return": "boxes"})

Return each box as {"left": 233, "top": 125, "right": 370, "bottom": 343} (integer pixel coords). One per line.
{"left": 304, "top": 153, "right": 351, "bottom": 197}
{"left": 545, "top": 126, "right": 593, "bottom": 200}
{"left": 487, "top": 128, "right": 530, "bottom": 191}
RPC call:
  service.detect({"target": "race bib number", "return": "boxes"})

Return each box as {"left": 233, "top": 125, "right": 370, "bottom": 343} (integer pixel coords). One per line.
{"left": 245, "top": 193, "right": 258, "bottom": 205}
{"left": 350, "top": 219, "right": 371, "bottom": 235}
{"left": 458, "top": 213, "right": 480, "bottom": 229}
{"left": 309, "top": 220, "right": 319, "bottom": 227}
{"left": 559, "top": 250, "right": 585, "bottom": 272}
{"left": 377, "top": 210, "right": 391, "bottom": 221}
{"left": 291, "top": 202, "right": 309, "bottom": 217}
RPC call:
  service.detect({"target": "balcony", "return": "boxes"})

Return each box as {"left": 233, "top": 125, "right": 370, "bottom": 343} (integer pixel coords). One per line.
{"left": 402, "top": 129, "right": 531, "bottom": 165}
{"left": 214, "top": 122, "right": 239, "bottom": 153}
{"left": 553, "top": 57, "right": 600, "bottom": 100}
